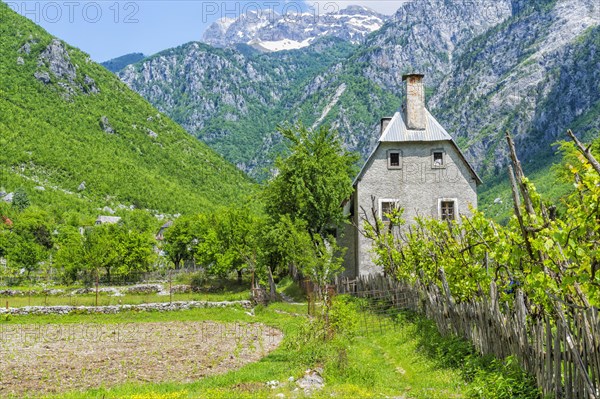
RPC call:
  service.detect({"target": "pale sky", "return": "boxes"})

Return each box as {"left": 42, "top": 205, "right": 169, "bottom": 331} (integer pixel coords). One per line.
{"left": 3, "top": 1, "right": 402, "bottom": 62}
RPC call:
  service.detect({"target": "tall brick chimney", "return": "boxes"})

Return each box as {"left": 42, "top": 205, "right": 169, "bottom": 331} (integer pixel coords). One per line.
{"left": 402, "top": 74, "right": 425, "bottom": 130}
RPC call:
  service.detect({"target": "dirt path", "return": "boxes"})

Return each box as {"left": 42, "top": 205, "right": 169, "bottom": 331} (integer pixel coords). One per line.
{"left": 0, "top": 321, "right": 282, "bottom": 397}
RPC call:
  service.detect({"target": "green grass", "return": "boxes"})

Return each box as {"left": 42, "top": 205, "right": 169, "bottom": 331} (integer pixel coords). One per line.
{"left": 0, "top": 298, "right": 539, "bottom": 399}
{"left": 275, "top": 276, "right": 306, "bottom": 302}
{"left": 318, "top": 323, "right": 466, "bottom": 398}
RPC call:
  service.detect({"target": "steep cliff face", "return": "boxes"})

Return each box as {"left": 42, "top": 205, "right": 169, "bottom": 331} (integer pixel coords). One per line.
{"left": 285, "top": 0, "right": 515, "bottom": 161}
{"left": 429, "top": 0, "right": 600, "bottom": 173}
{"left": 357, "top": 0, "right": 513, "bottom": 90}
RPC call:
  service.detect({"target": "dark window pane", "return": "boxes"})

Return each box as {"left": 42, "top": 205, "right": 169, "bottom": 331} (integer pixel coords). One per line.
{"left": 433, "top": 152, "right": 444, "bottom": 166}
{"left": 390, "top": 152, "right": 400, "bottom": 167}
{"left": 441, "top": 201, "right": 455, "bottom": 220}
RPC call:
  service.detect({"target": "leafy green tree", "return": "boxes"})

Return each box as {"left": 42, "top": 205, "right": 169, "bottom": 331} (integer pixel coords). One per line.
{"left": 13, "top": 207, "right": 55, "bottom": 250}
{"left": 6, "top": 234, "right": 45, "bottom": 278}
{"left": 54, "top": 226, "right": 85, "bottom": 284}
{"left": 264, "top": 123, "right": 359, "bottom": 236}
{"left": 194, "top": 208, "right": 265, "bottom": 286}
{"left": 0, "top": 229, "right": 8, "bottom": 259}
{"left": 120, "top": 229, "right": 156, "bottom": 275}
{"left": 81, "top": 224, "right": 121, "bottom": 284}
{"left": 263, "top": 124, "right": 357, "bottom": 294}
{"left": 263, "top": 216, "right": 344, "bottom": 298}
{"left": 121, "top": 209, "right": 159, "bottom": 234}
{"left": 163, "top": 216, "right": 199, "bottom": 269}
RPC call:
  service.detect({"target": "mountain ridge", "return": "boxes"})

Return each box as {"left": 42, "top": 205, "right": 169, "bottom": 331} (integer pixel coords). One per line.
{"left": 110, "top": 0, "right": 600, "bottom": 219}
{"left": 202, "top": 5, "right": 388, "bottom": 51}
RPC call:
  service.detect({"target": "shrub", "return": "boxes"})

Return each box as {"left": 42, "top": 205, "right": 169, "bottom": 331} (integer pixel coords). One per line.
{"left": 188, "top": 271, "right": 208, "bottom": 291}
{"left": 328, "top": 295, "right": 361, "bottom": 340}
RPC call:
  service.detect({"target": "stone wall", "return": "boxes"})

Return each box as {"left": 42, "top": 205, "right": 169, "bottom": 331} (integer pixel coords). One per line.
{"left": 348, "top": 140, "right": 478, "bottom": 276}
{"left": 0, "top": 300, "right": 252, "bottom": 316}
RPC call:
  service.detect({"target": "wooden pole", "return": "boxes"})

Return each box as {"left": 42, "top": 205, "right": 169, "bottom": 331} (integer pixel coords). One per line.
{"left": 95, "top": 269, "right": 99, "bottom": 307}
{"left": 567, "top": 130, "right": 600, "bottom": 175}
{"left": 506, "top": 132, "right": 536, "bottom": 216}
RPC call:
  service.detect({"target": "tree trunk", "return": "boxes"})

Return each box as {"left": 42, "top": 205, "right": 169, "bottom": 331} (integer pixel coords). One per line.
{"left": 237, "top": 269, "right": 243, "bottom": 285}
{"left": 268, "top": 266, "right": 277, "bottom": 300}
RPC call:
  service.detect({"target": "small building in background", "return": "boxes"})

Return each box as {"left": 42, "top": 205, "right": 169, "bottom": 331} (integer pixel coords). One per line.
{"left": 155, "top": 220, "right": 173, "bottom": 241}
{"left": 340, "top": 74, "right": 482, "bottom": 277}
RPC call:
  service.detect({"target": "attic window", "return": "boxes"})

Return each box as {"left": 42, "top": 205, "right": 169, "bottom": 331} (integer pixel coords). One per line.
{"left": 432, "top": 150, "right": 445, "bottom": 168}
{"left": 387, "top": 150, "right": 402, "bottom": 169}
{"left": 439, "top": 199, "right": 456, "bottom": 221}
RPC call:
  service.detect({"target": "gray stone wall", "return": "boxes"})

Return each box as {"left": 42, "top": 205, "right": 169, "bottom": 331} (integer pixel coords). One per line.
{"left": 345, "top": 140, "right": 478, "bottom": 276}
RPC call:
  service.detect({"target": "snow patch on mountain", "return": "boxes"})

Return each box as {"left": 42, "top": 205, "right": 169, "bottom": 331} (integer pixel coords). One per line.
{"left": 202, "top": 5, "right": 388, "bottom": 51}
{"left": 249, "top": 38, "right": 314, "bottom": 52}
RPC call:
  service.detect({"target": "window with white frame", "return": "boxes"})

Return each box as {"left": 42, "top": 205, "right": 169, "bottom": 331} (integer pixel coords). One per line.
{"left": 379, "top": 199, "right": 400, "bottom": 223}
{"left": 387, "top": 150, "right": 402, "bottom": 169}
{"left": 432, "top": 149, "right": 445, "bottom": 168}
{"left": 438, "top": 198, "right": 457, "bottom": 221}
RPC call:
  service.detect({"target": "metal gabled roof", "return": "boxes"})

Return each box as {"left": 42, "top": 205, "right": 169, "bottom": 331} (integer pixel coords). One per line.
{"left": 379, "top": 109, "right": 453, "bottom": 142}
{"left": 353, "top": 108, "right": 482, "bottom": 185}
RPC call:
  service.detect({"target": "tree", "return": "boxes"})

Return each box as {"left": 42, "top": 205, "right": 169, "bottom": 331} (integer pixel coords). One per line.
{"left": 0, "top": 229, "right": 8, "bottom": 259}
{"left": 6, "top": 234, "right": 45, "bottom": 278}
{"left": 54, "top": 226, "right": 85, "bottom": 284}
{"left": 264, "top": 123, "right": 359, "bottom": 236}
{"left": 81, "top": 224, "right": 122, "bottom": 284}
{"left": 195, "top": 208, "right": 265, "bottom": 286}
{"left": 263, "top": 124, "right": 357, "bottom": 294}
{"left": 163, "top": 215, "right": 199, "bottom": 269}
{"left": 121, "top": 209, "right": 159, "bottom": 234}
{"left": 263, "top": 216, "right": 344, "bottom": 298}
{"left": 13, "top": 207, "right": 55, "bottom": 250}
{"left": 120, "top": 229, "right": 156, "bottom": 275}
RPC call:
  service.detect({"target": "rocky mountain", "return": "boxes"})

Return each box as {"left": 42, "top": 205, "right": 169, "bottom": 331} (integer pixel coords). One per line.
{"left": 101, "top": 52, "right": 146, "bottom": 73}
{"left": 118, "top": 0, "right": 513, "bottom": 177}
{"left": 202, "top": 5, "right": 387, "bottom": 51}
{"left": 119, "top": 37, "right": 357, "bottom": 175}
{"left": 115, "top": 0, "right": 600, "bottom": 215}
{"left": 0, "top": 3, "right": 253, "bottom": 217}
{"left": 430, "top": 0, "right": 600, "bottom": 174}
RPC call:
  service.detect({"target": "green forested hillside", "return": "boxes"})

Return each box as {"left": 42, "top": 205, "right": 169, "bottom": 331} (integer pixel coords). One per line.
{"left": 101, "top": 52, "right": 146, "bottom": 73}
{"left": 0, "top": 3, "right": 254, "bottom": 218}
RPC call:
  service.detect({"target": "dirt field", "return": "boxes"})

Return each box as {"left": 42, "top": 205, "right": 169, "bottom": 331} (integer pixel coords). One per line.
{"left": 0, "top": 321, "right": 283, "bottom": 397}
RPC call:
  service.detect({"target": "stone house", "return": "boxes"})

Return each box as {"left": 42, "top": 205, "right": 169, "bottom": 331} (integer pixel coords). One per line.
{"left": 340, "top": 74, "right": 482, "bottom": 277}
{"left": 155, "top": 220, "right": 173, "bottom": 241}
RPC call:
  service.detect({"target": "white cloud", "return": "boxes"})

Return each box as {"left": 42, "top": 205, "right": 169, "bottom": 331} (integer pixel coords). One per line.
{"left": 305, "top": 1, "right": 404, "bottom": 15}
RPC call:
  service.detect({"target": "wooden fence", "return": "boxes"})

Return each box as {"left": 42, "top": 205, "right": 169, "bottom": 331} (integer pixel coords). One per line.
{"left": 334, "top": 274, "right": 600, "bottom": 399}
